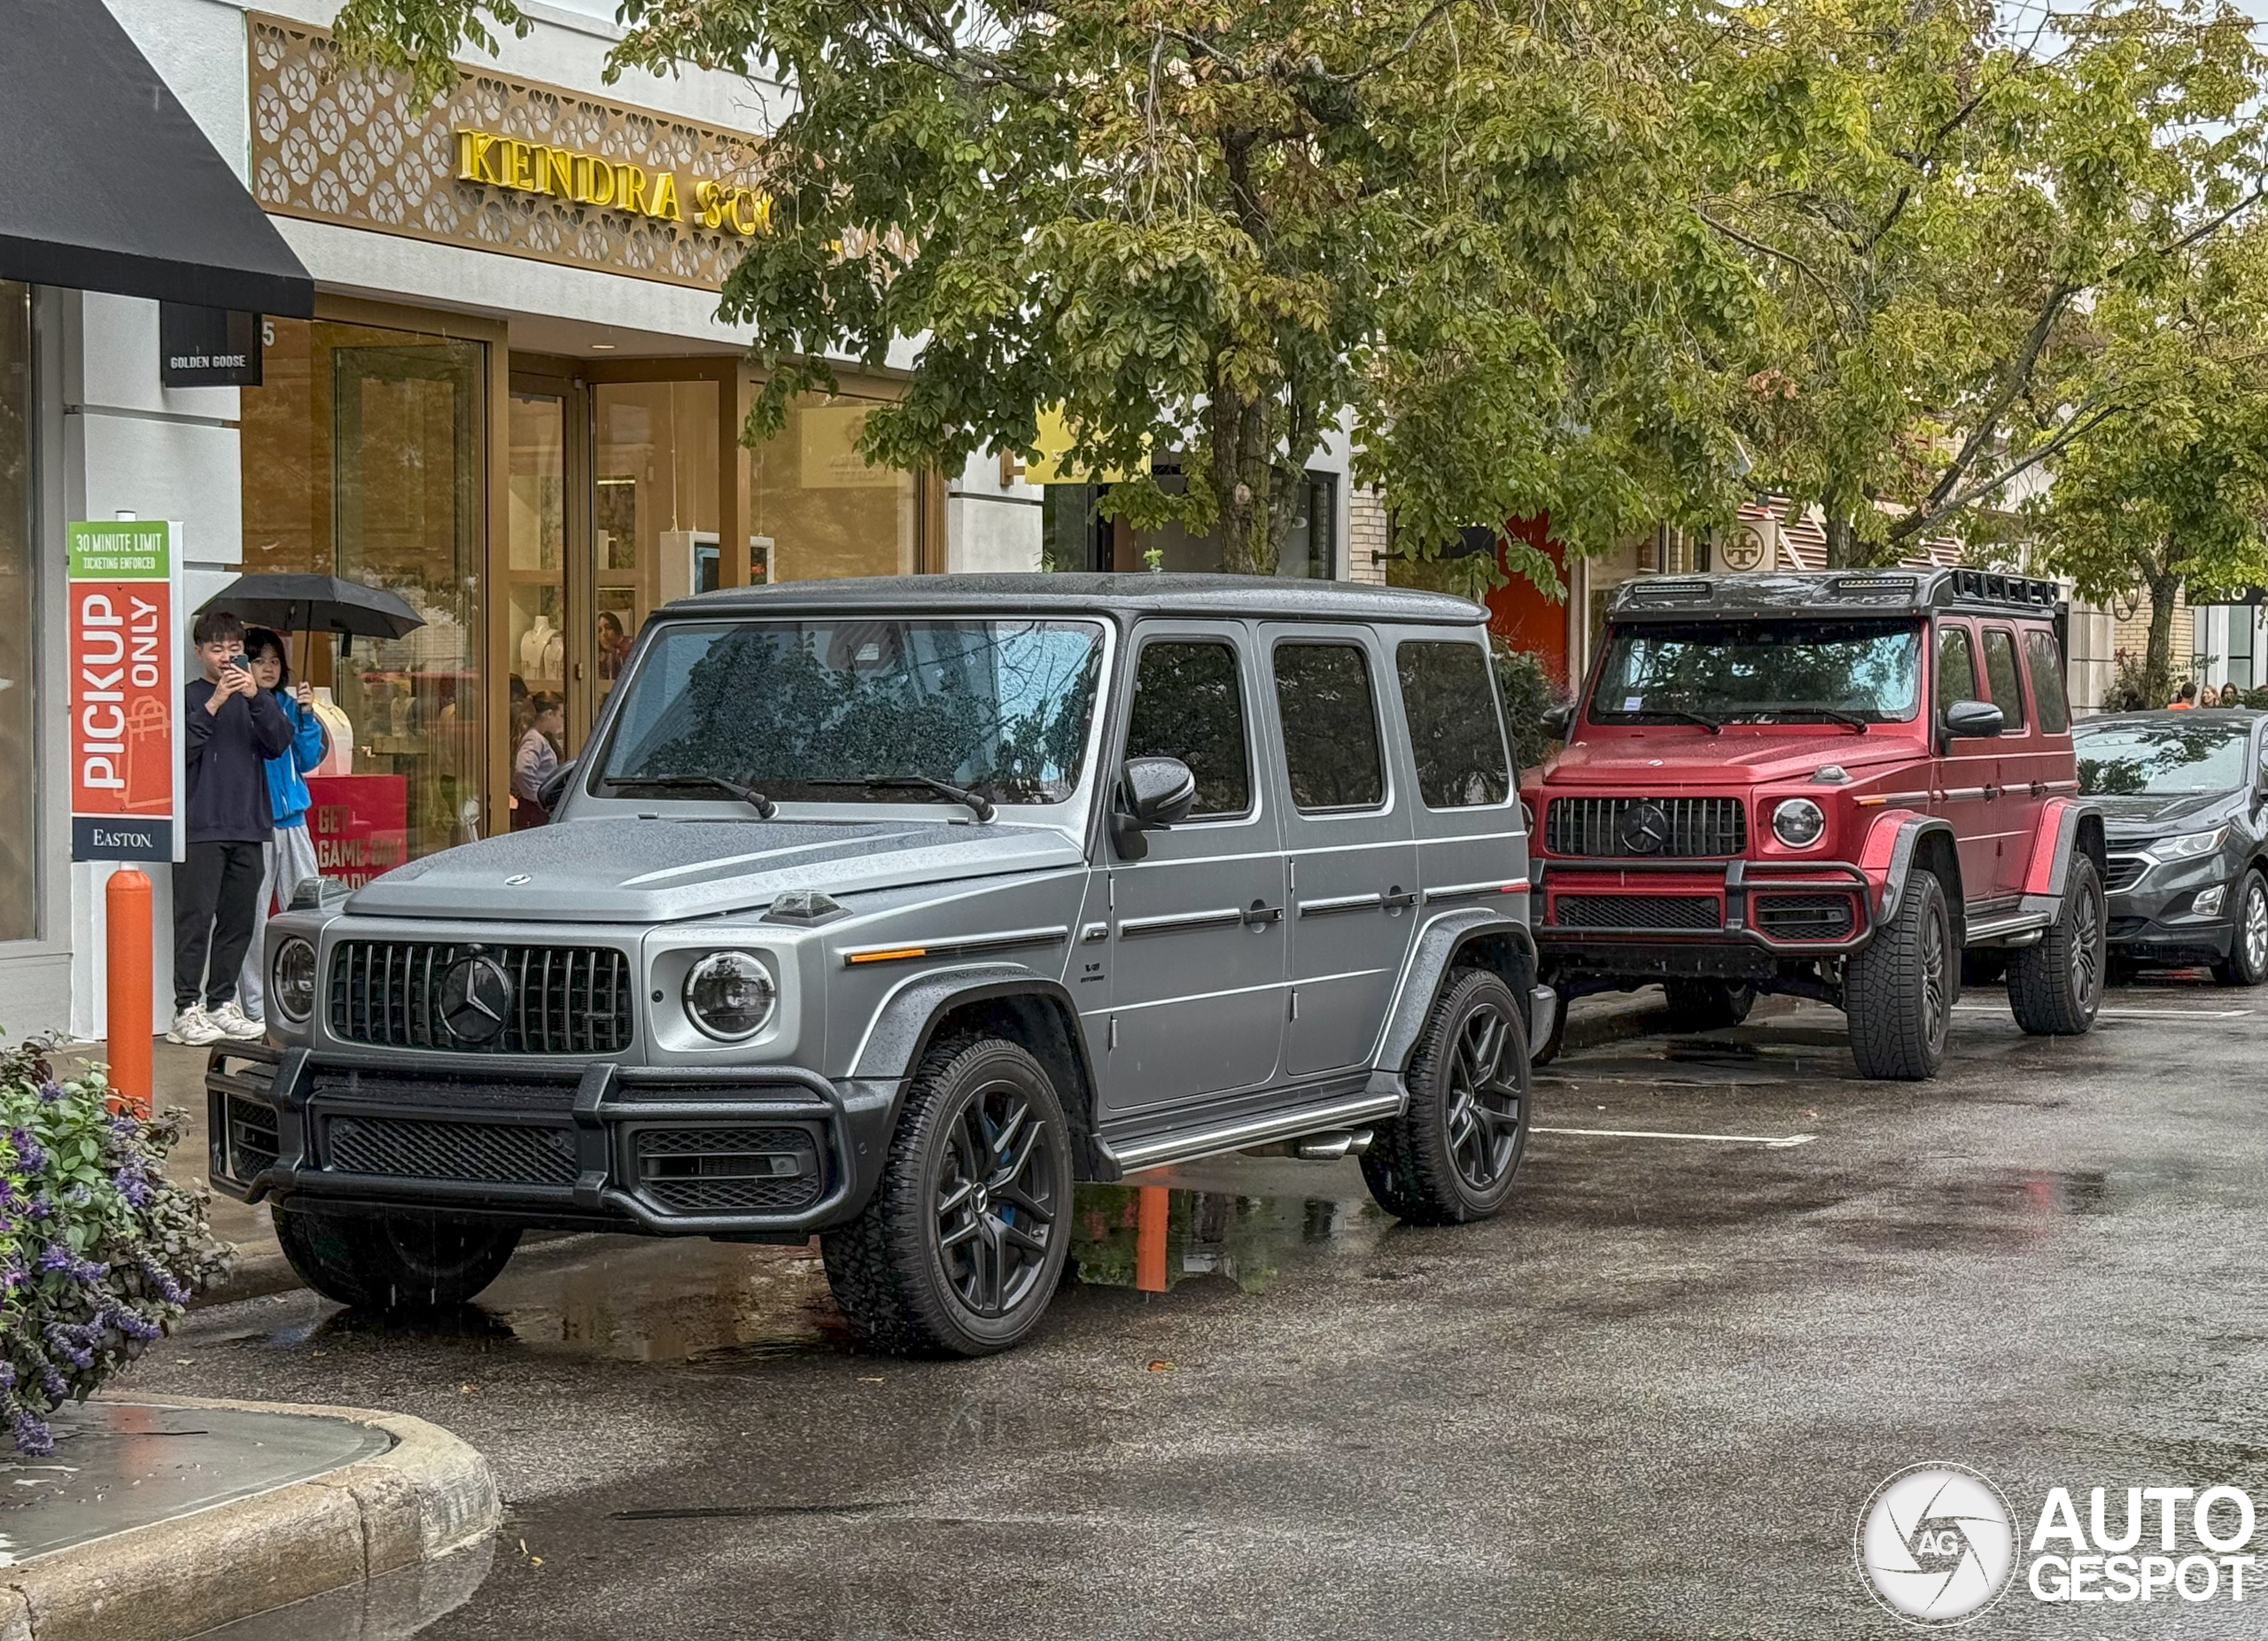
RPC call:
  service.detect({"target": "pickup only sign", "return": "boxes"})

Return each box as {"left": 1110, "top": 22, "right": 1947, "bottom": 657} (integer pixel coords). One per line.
{"left": 67, "top": 521, "right": 183, "bottom": 862}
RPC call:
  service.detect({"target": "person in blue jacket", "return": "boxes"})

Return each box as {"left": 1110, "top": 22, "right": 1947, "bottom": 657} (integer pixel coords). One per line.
{"left": 235, "top": 627, "right": 329, "bottom": 1026}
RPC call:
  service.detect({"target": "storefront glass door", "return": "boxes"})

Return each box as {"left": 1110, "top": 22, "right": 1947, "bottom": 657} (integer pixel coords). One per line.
{"left": 506, "top": 384, "right": 572, "bottom": 819}
{"left": 594, "top": 379, "right": 719, "bottom": 712}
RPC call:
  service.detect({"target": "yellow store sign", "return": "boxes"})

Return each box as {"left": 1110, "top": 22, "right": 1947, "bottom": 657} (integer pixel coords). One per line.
{"left": 453, "top": 129, "right": 770, "bottom": 236}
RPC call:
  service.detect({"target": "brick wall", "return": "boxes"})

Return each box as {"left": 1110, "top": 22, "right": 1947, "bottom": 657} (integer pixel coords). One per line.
{"left": 2111, "top": 588, "right": 2196, "bottom": 686}
{"left": 1347, "top": 486, "right": 1388, "bottom": 584}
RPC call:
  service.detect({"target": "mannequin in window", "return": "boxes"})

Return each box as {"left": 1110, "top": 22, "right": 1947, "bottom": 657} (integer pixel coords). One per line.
{"left": 520, "top": 612, "right": 563, "bottom": 684}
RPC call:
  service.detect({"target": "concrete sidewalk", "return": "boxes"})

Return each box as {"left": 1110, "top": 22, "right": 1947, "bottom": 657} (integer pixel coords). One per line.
{"left": 2, "top": 1396, "right": 497, "bottom": 1641}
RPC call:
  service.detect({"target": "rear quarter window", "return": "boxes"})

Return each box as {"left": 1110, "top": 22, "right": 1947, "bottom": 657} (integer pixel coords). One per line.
{"left": 1395, "top": 639, "right": 1511, "bottom": 808}
{"left": 2023, "top": 629, "right": 2071, "bottom": 735}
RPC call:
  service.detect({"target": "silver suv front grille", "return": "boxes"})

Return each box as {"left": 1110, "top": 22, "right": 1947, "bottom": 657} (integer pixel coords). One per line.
{"left": 329, "top": 939, "right": 635, "bottom": 1055}
{"left": 1544, "top": 796, "right": 1747, "bottom": 858}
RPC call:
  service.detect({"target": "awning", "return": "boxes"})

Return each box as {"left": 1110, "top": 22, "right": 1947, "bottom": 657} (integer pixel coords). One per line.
{"left": 0, "top": 0, "right": 314, "bottom": 316}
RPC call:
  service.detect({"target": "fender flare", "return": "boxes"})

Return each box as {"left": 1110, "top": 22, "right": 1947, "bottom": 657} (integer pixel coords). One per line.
{"left": 846, "top": 961, "right": 1096, "bottom": 1090}
{"left": 1369, "top": 911, "right": 1539, "bottom": 1081}
{"left": 1863, "top": 812, "right": 1960, "bottom": 927}
{"left": 2018, "top": 797, "right": 2106, "bottom": 922}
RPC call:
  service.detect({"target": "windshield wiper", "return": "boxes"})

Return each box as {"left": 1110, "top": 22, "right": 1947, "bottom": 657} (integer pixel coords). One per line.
{"left": 1761, "top": 707, "right": 1870, "bottom": 735}
{"left": 806, "top": 775, "right": 998, "bottom": 823}
{"left": 602, "top": 774, "right": 778, "bottom": 819}
{"left": 1643, "top": 708, "right": 1721, "bottom": 735}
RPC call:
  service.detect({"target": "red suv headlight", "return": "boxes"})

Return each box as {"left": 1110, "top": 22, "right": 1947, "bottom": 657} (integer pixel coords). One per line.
{"left": 1771, "top": 797, "right": 1828, "bottom": 849}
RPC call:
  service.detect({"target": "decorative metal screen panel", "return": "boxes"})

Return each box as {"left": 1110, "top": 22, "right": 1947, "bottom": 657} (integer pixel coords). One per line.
{"left": 248, "top": 14, "right": 767, "bottom": 292}
{"left": 1544, "top": 797, "right": 1747, "bottom": 858}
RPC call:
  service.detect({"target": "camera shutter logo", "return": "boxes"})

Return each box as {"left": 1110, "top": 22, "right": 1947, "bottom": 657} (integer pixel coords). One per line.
{"left": 1856, "top": 1464, "right": 2016, "bottom": 1626}
{"left": 438, "top": 955, "right": 515, "bottom": 1044}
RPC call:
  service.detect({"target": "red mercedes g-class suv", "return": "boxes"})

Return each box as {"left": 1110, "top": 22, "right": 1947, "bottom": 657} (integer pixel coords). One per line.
{"left": 1524, "top": 569, "right": 2106, "bottom": 1079}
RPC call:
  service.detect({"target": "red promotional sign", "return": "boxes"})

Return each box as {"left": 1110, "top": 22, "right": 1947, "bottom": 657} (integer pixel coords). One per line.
{"left": 67, "top": 522, "right": 182, "bottom": 862}
{"left": 305, "top": 774, "right": 410, "bottom": 889}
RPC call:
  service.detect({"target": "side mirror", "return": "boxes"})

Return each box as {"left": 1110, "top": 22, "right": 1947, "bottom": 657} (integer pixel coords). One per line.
{"left": 1944, "top": 700, "right": 2006, "bottom": 740}
{"left": 537, "top": 758, "right": 579, "bottom": 814}
{"left": 1112, "top": 756, "right": 1197, "bottom": 859}
{"left": 1541, "top": 702, "right": 1576, "bottom": 739}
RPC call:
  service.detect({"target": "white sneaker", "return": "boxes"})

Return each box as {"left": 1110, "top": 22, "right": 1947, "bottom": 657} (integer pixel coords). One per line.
{"left": 167, "top": 1006, "right": 224, "bottom": 1046}
{"left": 209, "top": 1001, "right": 267, "bottom": 1041}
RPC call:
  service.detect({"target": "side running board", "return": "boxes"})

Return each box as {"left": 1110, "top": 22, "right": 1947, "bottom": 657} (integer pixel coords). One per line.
{"left": 1099, "top": 1090, "right": 1407, "bottom": 1175}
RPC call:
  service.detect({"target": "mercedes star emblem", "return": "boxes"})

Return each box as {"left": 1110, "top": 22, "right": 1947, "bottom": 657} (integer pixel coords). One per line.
{"left": 1620, "top": 801, "right": 1672, "bottom": 856}
{"left": 438, "top": 954, "right": 514, "bottom": 1043}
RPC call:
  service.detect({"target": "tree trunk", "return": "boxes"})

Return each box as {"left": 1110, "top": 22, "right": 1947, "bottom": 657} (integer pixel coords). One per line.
{"left": 1822, "top": 512, "right": 1856, "bottom": 571}
{"left": 1207, "top": 368, "right": 1276, "bottom": 575}
{"left": 2145, "top": 562, "right": 2181, "bottom": 703}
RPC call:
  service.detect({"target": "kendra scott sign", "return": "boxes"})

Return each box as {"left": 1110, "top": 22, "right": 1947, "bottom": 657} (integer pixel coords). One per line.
{"left": 249, "top": 13, "right": 769, "bottom": 290}
{"left": 452, "top": 128, "right": 770, "bottom": 235}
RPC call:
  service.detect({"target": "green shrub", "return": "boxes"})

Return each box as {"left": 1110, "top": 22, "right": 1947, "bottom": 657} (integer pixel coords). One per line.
{"left": 1494, "top": 638, "right": 1571, "bottom": 774}
{"left": 1, "top": 1040, "right": 229, "bottom": 1455}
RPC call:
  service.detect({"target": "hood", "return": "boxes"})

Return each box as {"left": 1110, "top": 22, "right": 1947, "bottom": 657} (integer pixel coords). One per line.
{"left": 1546, "top": 730, "right": 1917, "bottom": 788}
{"left": 2091, "top": 789, "right": 2241, "bottom": 839}
{"left": 345, "top": 817, "right": 1085, "bottom": 923}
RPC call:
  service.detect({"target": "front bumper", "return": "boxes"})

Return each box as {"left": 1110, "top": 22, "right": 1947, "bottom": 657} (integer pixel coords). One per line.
{"left": 1534, "top": 857, "right": 1876, "bottom": 980}
{"left": 2105, "top": 850, "right": 2236, "bottom": 963}
{"left": 206, "top": 1045, "right": 897, "bottom": 1238}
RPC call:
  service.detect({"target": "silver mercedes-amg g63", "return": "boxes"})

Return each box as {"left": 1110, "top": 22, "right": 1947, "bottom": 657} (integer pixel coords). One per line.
{"left": 209, "top": 575, "right": 1546, "bottom": 1355}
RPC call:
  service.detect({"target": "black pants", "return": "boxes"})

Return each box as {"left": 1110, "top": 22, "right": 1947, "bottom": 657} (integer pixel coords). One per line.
{"left": 173, "top": 839, "right": 265, "bottom": 1009}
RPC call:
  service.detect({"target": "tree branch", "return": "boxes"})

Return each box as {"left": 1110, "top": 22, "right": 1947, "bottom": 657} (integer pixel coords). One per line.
{"left": 1888, "top": 400, "right": 2123, "bottom": 541}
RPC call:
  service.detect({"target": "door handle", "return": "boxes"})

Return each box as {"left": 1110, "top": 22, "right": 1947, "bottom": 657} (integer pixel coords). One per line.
{"left": 1243, "top": 900, "right": 1284, "bottom": 929}
{"left": 1381, "top": 886, "right": 1417, "bottom": 911}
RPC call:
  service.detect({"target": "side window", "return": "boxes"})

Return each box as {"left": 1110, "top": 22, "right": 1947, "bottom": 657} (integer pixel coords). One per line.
{"left": 1981, "top": 627, "right": 2028, "bottom": 732}
{"left": 2023, "top": 629, "right": 2072, "bottom": 735}
{"left": 1274, "top": 642, "right": 1385, "bottom": 811}
{"left": 1126, "top": 640, "right": 1252, "bottom": 817}
{"left": 1395, "top": 639, "right": 1511, "bottom": 808}
{"left": 1937, "top": 624, "right": 1979, "bottom": 712}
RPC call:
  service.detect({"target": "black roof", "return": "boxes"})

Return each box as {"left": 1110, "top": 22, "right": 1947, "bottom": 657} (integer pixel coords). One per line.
{"left": 1607, "top": 568, "right": 2063, "bottom": 621}
{"left": 661, "top": 572, "right": 1487, "bottom": 626}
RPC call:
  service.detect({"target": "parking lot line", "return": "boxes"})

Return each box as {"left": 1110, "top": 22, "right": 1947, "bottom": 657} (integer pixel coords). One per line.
{"left": 1951, "top": 1005, "right": 2254, "bottom": 1019}
{"left": 1531, "top": 1125, "right": 1819, "bottom": 1148}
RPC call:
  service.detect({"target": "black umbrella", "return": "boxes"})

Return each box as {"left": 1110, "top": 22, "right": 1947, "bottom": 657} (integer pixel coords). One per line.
{"left": 197, "top": 572, "right": 423, "bottom": 658}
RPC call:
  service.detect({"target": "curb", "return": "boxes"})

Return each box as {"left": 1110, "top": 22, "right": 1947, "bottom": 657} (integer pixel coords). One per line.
{"left": 3, "top": 1397, "right": 500, "bottom": 1641}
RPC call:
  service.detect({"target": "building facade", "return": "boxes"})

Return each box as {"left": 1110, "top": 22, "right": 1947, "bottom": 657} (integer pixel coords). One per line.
{"left": 3, "top": 0, "right": 1359, "bottom": 1039}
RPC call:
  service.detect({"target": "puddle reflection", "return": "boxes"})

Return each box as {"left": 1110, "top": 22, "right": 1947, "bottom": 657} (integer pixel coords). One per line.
{"left": 248, "top": 1181, "right": 1380, "bottom": 1365}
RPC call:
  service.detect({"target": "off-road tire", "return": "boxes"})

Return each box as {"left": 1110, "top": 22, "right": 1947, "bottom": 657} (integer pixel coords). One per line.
{"left": 2212, "top": 868, "right": 2268, "bottom": 987}
{"left": 821, "top": 1037, "right": 1073, "bottom": 1357}
{"left": 273, "top": 1207, "right": 520, "bottom": 1310}
{"left": 2008, "top": 852, "right": 2107, "bottom": 1035}
{"left": 1661, "top": 979, "right": 1756, "bottom": 1032}
{"left": 1845, "top": 869, "right": 1953, "bottom": 1080}
{"left": 1363, "top": 969, "right": 1530, "bottom": 1225}
{"left": 1529, "top": 983, "right": 1571, "bottom": 1067}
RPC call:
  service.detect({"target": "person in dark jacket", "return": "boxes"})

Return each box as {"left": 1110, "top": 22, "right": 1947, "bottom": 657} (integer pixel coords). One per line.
{"left": 169, "top": 609, "right": 293, "bottom": 1046}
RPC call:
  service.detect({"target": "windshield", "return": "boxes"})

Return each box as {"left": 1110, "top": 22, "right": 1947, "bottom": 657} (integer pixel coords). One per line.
{"left": 1588, "top": 618, "right": 1922, "bottom": 724}
{"left": 2075, "top": 719, "right": 2253, "bottom": 797}
{"left": 597, "top": 618, "right": 1106, "bottom": 805}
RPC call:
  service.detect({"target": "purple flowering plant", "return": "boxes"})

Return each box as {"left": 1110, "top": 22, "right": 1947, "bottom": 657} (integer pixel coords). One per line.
{"left": 1, "top": 1038, "right": 231, "bottom": 1455}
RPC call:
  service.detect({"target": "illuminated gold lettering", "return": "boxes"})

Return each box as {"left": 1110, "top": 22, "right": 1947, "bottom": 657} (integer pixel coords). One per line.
{"left": 619, "top": 164, "right": 649, "bottom": 215}
{"left": 574, "top": 154, "right": 617, "bottom": 207}
{"left": 542, "top": 145, "right": 572, "bottom": 197}
{"left": 729, "top": 188, "right": 757, "bottom": 234}
{"left": 694, "top": 179, "right": 723, "bottom": 229}
{"left": 455, "top": 128, "right": 493, "bottom": 182}
{"left": 647, "top": 169, "right": 680, "bottom": 222}
{"left": 505, "top": 140, "right": 536, "bottom": 191}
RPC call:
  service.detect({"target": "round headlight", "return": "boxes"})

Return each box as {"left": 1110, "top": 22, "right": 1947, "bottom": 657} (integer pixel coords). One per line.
{"left": 683, "top": 951, "right": 776, "bottom": 1041}
{"left": 1772, "top": 797, "right": 1827, "bottom": 849}
{"left": 273, "top": 937, "right": 317, "bottom": 1023}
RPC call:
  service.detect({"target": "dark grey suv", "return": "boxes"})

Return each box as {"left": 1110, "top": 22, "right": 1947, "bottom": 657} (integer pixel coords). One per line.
{"left": 2076, "top": 709, "right": 2268, "bottom": 984}
{"left": 208, "top": 576, "right": 1546, "bottom": 1355}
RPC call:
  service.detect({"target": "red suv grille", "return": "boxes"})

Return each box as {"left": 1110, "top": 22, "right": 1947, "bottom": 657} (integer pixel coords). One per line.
{"left": 1544, "top": 797, "right": 1746, "bottom": 858}
{"left": 1554, "top": 894, "right": 1722, "bottom": 931}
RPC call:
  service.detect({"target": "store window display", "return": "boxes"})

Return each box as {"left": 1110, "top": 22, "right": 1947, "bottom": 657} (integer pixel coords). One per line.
{"left": 594, "top": 380, "right": 718, "bottom": 709}
{"left": 240, "top": 316, "right": 484, "bottom": 867}
{"left": 750, "top": 394, "right": 919, "bottom": 581}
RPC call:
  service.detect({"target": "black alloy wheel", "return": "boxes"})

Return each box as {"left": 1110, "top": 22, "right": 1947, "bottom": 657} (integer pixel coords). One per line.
{"left": 1363, "top": 968, "right": 1530, "bottom": 1225}
{"left": 933, "top": 1080, "right": 1060, "bottom": 1320}
{"left": 1845, "top": 868, "right": 1953, "bottom": 1079}
{"left": 821, "top": 1037, "right": 1074, "bottom": 1357}
{"left": 2008, "top": 852, "right": 2107, "bottom": 1036}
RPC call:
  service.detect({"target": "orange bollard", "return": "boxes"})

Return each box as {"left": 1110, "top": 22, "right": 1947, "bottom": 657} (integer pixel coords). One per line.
{"left": 1135, "top": 1183, "right": 1169, "bottom": 1294}
{"left": 105, "top": 868, "right": 153, "bottom": 1117}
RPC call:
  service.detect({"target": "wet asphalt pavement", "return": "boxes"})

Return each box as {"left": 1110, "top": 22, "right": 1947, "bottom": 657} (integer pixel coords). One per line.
{"left": 134, "top": 978, "right": 2268, "bottom": 1639}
